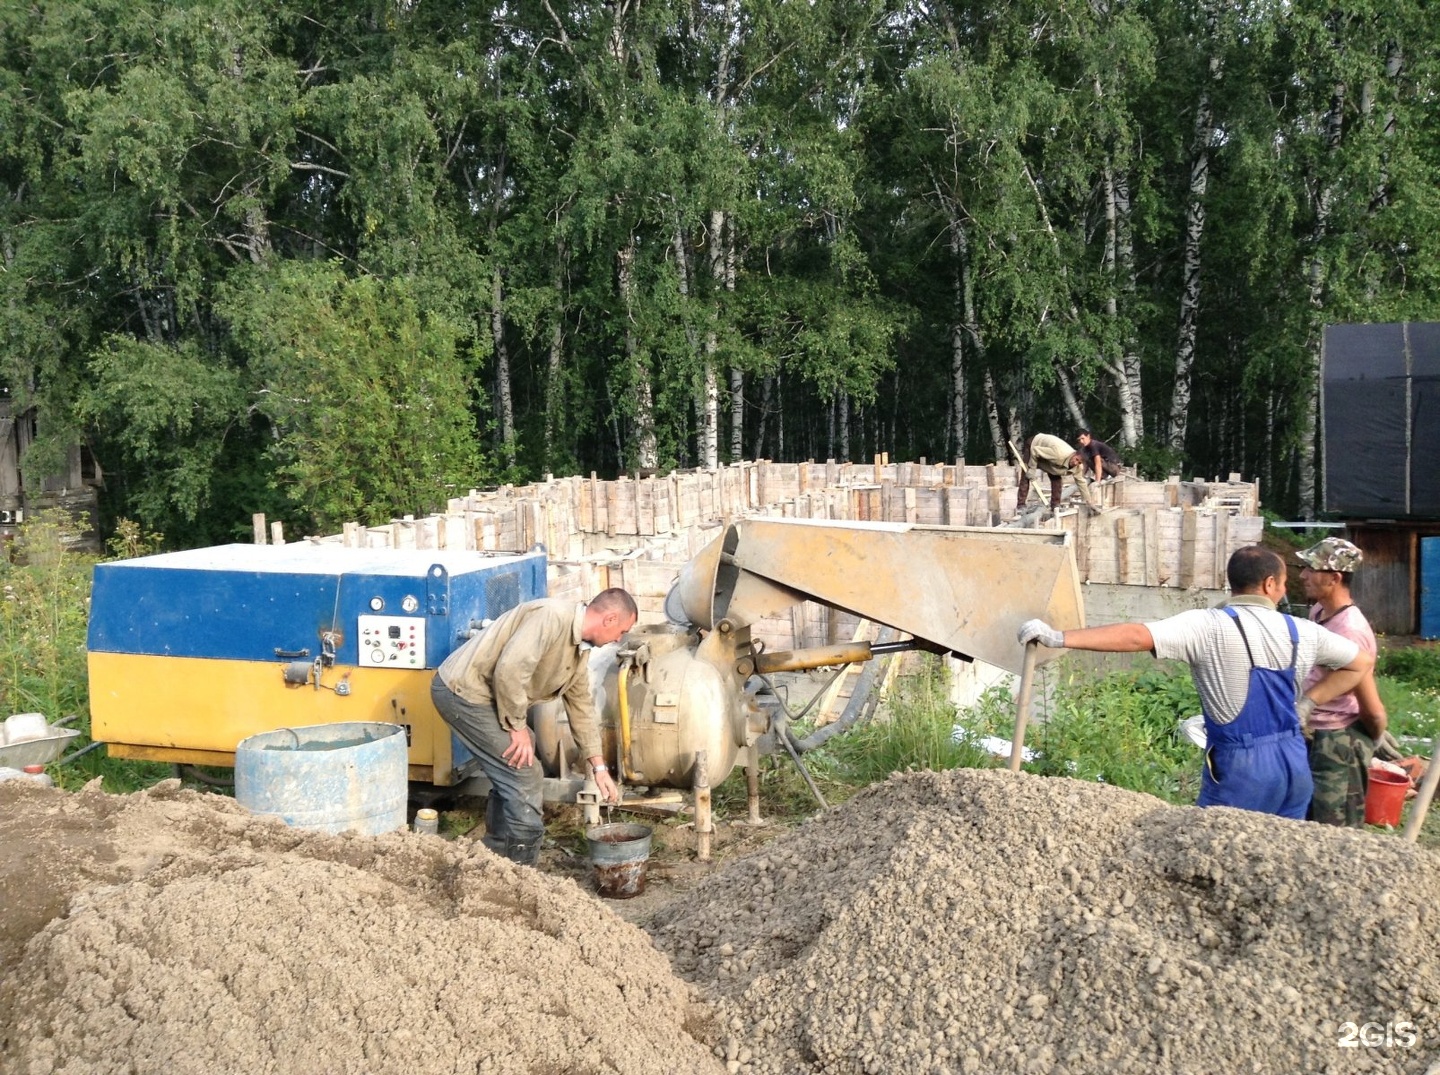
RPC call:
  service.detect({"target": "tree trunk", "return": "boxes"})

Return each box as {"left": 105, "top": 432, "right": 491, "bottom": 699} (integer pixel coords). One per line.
{"left": 726, "top": 216, "right": 742, "bottom": 462}
{"left": 1056, "top": 367, "right": 1087, "bottom": 432}
{"left": 618, "top": 240, "right": 656, "bottom": 469}
{"left": 700, "top": 209, "right": 725, "bottom": 468}
{"left": 983, "top": 369, "right": 1005, "bottom": 462}
{"left": 542, "top": 243, "right": 568, "bottom": 473}
{"left": 491, "top": 268, "right": 516, "bottom": 469}
{"left": 1169, "top": 16, "right": 1221, "bottom": 455}
{"left": 757, "top": 374, "right": 773, "bottom": 458}
{"left": 1113, "top": 168, "right": 1143, "bottom": 445}
{"left": 1102, "top": 161, "right": 1141, "bottom": 447}
{"left": 1297, "top": 76, "right": 1345, "bottom": 517}
{"left": 838, "top": 391, "right": 850, "bottom": 462}
{"left": 949, "top": 222, "right": 968, "bottom": 461}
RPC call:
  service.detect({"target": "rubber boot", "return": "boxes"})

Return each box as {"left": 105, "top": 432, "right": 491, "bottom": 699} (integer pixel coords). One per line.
{"left": 504, "top": 836, "right": 542, "bottom": 867}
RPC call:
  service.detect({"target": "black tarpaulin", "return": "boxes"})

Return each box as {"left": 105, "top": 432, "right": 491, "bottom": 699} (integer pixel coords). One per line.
{"left": 1324, "top": 322, "right": 1440, "bottom": 518}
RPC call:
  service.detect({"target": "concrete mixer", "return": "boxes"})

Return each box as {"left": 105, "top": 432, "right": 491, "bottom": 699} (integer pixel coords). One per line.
{"left": 87, "top": 520, "right": 1082, "bottom": 841}
{"left": 530, "top": 518, "right": 1084, "bottom": 842}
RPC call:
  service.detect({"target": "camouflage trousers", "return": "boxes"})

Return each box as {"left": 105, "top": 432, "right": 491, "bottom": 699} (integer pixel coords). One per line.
{"left": 1307, "top": 725, "right": 1375, "bottom": 827}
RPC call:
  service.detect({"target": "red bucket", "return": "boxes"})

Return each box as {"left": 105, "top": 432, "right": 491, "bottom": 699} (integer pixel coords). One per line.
{"left": 1364, "top": 769, "right": 1410, "bottom": 827}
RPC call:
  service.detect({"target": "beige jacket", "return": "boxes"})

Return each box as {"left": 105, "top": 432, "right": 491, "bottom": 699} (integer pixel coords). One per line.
{"left": 436, "top": 598, "right": 603, "bottom": 760}
{"left": 1030, "top": 433, "right": 1081, "bottom": 476}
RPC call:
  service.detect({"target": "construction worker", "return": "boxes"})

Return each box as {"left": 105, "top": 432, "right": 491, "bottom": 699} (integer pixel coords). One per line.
{"left": 1016, "top": 433, "right": 1086, "bottom": 509}
{"left": 1018, "top": 545, "right": 1373, "bottom": 819}
{"left": 1297, "top": 537, "right": 1387, "bottom": 826}
{"left": 430, "top": 588, "right": 636, "bottom": 865}
{"left": 1076, "top": 430, "right": 1122, "bottom": 483}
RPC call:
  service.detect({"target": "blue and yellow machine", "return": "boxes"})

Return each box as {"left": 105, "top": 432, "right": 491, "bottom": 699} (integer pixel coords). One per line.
{"left": 87, "top": 544, "right": 546, "bottom": 784}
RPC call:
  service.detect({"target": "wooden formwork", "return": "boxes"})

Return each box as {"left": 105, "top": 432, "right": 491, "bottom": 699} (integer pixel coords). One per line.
{"left": 287, "top": 459, "right": 1263, "bottom": 653}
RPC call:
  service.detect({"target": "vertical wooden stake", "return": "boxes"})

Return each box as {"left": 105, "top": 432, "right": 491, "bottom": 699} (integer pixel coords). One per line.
{"left": 745, "top": 742, "right": 762, "bottom": 826}
{"left": 1402, "top": 735, "right": 1440, "bottom": 843}
{"left": 694, "top": 748, "right": 712, "bottom": 862}
{"left": 252, "top": 513, "right": 267, "bottom": 545}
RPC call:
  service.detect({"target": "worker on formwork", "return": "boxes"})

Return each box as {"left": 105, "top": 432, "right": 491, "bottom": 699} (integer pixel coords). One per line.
{"left": 1018, "top": 545, "right": 1373, "bottom": 820}
{"left": 1016, "top": 433, "right": 1087, "bottom": 510}
{"left": 1297, "top": 538, "right": 1387, "bottom": 827}
{"left": 430, "top": 589, "right": 636, "bottom": 864}
{"left": 1076, "top": 430, "right": 1122, "bottom": 483}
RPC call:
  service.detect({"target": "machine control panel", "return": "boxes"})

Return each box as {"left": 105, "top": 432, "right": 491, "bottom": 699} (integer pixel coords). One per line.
{"left": 357, "top": 615, "right": 426, "bottom": 668}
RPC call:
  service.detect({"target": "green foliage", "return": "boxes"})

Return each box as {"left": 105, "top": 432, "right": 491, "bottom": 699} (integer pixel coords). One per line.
{"left": 1377, "top": 645, "right": 1440, "bottom": 692}
{"left": 5, "top": 0, "right": 1440, "bottom": 537}
{"left": 77, "top": 337, "right": 248, "bottom": 532}
{"left": 105, "top": 518, "right": 165, "bottom": 560}
{"left": 1376, "top": 645, "right": 1440, "bottom": 741}
{"left": 823, "top": 656, "right": 998, "bottom": 781}
{"left": 0, "top": 511, "right": 92, "bottom": 723}
{"left": 953, "top": 663, "right": 1204, "bottom": 805}
{"left": 218, "top": 262, "right": 489, "bottom": 531}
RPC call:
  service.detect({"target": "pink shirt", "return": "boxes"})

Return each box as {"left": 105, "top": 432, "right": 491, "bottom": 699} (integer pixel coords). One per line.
{"left": 1302, "top": 604, "right": 1375, "bottom": 731}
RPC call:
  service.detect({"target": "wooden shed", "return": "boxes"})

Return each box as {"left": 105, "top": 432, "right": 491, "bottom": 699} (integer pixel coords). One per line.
{"left": 0, "top": 399, "right": 103, "bottom": 551}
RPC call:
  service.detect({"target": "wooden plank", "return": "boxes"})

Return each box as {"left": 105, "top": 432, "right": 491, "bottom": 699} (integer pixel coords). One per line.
{"left": 1180, "top": 508, "right": 1198, "bottom": 589}
{"left": 1213, "top": 511, "right": 1230, "bottom": 589}
{"left": 1144, "top": 508, "right": 1160, "bottom": 587}
{"left": 1116, "top": 514, "right": 1131, "bottom": 584}
{"left": 812, "top": 618, "right": 873, "bottom": 726}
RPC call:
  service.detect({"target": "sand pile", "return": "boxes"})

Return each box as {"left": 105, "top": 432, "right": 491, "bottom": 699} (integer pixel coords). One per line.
{"left": 649, "top": 768, "right": 1440, "bottom": 1074}
{"left": 0, "top": 779, "right": 723, "bottom": 1075}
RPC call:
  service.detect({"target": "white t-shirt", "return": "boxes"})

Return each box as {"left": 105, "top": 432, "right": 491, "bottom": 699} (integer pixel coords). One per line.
{"left": 1146, "top": 596, "right": 1359, "bottom": 726}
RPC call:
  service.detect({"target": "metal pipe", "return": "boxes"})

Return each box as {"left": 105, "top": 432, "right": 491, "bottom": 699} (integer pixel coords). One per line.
{"left": 617, "top": 661, "right": 635, "bottom": 780}
{"left": 1402, "top": 734, "right": 1440, "bottom": 843}
{"left": 1009, "top": 641, "right": 1039, "bottom": 773}
{"left": 753, "top": 641, "right": 874, "bottom": 674}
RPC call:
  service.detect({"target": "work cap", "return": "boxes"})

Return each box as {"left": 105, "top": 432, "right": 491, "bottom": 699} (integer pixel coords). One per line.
{"left": 1296, "top": 537, "right": 1363, "bottom": 572}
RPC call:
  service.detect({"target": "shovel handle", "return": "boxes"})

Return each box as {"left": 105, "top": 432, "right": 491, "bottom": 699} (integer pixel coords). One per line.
{"left": 1010, "top": 641, "right": 1039, "bottom": 773}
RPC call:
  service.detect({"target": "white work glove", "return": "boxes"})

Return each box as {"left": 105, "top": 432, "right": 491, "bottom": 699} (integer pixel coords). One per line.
{"left": 1296, "top": 695, "right": 1316, "bottom": 738}
{"left": 1018, "top": 619, "right": 1065, "bottom": 649}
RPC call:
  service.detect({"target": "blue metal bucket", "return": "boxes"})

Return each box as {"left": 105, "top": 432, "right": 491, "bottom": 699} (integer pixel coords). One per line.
{"left": 235, "top": 722, "right": 408, "bottom": 835}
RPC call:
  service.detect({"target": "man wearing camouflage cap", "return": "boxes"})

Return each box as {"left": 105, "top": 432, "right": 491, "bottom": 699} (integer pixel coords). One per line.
{"left": 1298, "top": 537, "right": 1388, "bottom": 827}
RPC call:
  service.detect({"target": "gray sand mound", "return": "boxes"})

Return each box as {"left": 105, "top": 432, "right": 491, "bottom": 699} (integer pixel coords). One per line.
{"left": 5, "top": 768, "right": 1440, "bottom": 1074}
{"left": 649, "top": 768, "right": 1440, "bottom": 1074}
{"left": 0, "top": 780, "right": 722, "bottom": 1075}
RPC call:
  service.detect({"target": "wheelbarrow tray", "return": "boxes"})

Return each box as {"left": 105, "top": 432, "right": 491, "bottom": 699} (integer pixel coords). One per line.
{"left": 0, "top": 728, "right": 81, "bottom": 769}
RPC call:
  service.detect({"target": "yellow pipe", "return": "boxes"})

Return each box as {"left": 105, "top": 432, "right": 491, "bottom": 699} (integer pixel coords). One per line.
{"left": 754, "top": 641, "right": 874, "bottom": 674}
{"left": 617, "top": 661, "right": 634, "bottom": 780}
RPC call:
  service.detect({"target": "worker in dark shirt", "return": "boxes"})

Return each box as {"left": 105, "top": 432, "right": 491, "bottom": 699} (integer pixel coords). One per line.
{"left": 1076, "top": 430, "right": 1122, "bottom": 483}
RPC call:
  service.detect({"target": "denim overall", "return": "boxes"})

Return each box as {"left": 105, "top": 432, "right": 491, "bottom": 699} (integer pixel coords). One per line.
{"left": 1196, "top": 608, "right": 1313, "bottom": 819}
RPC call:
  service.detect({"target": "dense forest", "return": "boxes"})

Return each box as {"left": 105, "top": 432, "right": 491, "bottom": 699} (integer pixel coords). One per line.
{"left": 2, "top": 0, "right": 1437, "bottom": 543}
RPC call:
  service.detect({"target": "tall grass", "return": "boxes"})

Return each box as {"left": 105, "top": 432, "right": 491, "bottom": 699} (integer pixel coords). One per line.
{"left": 0, "top": 513, "right": 171, "bottom": 791}
{"left": 824, "top": 656, "right": 999, "bottom": 780}
{"left": 1376, "top": 645, "right": 1440, "bottom": 741}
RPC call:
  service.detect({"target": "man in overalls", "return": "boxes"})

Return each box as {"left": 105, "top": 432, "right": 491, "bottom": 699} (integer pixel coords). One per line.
{"left": 1017, "top": 545, "right": 1372, "bottom": 818}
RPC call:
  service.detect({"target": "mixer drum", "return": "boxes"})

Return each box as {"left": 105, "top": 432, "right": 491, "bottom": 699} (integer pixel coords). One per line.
{"left": 599, "top": 630, "right": 745, "bottom": 789}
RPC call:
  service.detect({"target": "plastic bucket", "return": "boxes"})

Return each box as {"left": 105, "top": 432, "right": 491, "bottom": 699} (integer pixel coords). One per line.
{"left": 235, "top": 722, "right": 408, "bottom": 836}
{"left": 1364, "top": 769, "right": 1410, "bottom": 827}
{"left": 586, "top": 822, "right": 653, "bottom": 899}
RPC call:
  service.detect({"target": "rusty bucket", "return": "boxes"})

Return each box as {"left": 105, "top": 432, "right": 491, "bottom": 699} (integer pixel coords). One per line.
{"left": 585, "top": 822, "right": 653, "bottom": 899}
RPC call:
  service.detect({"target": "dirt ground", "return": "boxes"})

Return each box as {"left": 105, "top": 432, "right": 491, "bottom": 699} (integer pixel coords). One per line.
{"left": 3, "top": 770, "right": 1440, "bottom": 1074}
